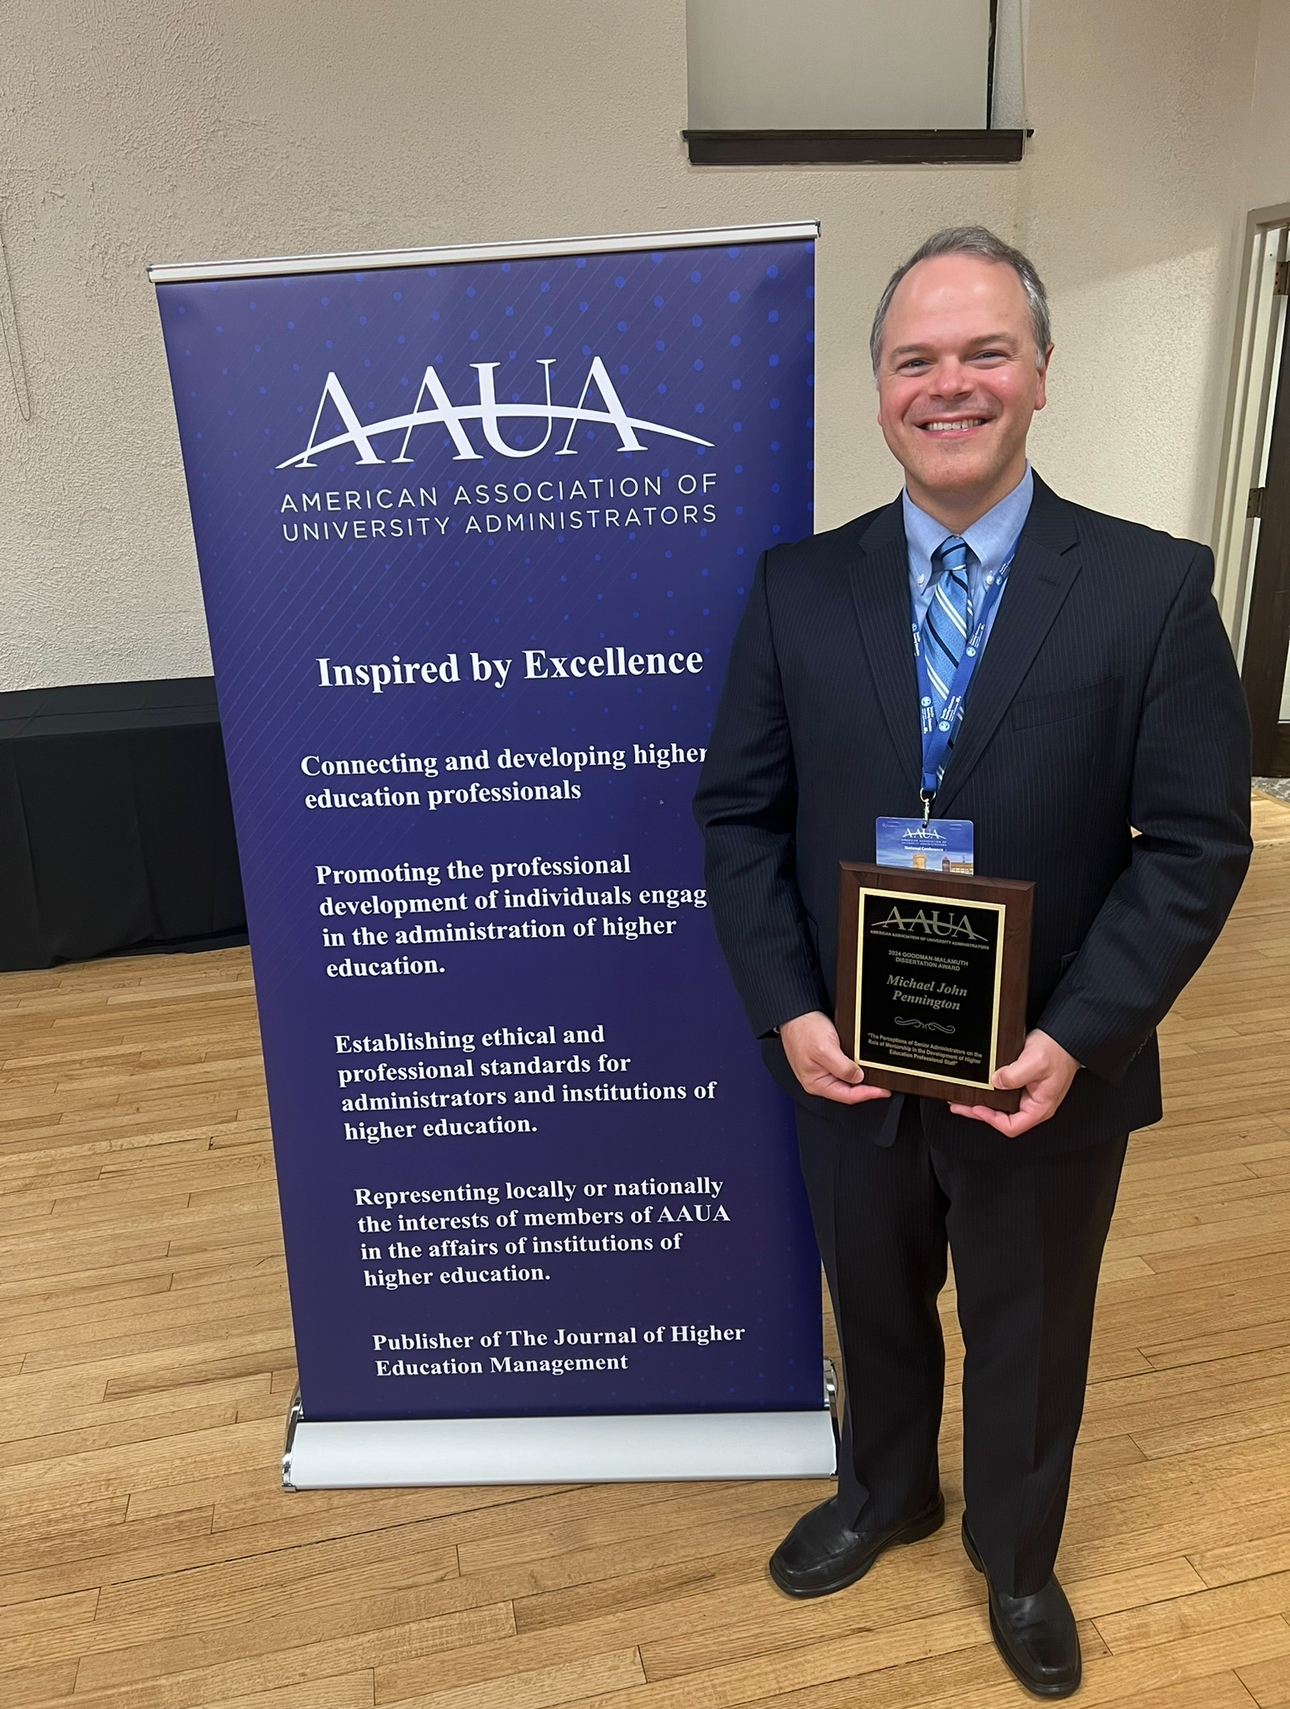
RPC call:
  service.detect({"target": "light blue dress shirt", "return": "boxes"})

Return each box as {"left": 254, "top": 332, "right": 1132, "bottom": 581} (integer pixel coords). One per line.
{"left": 902, "top": 463, "right": 1034, "bottom": 650}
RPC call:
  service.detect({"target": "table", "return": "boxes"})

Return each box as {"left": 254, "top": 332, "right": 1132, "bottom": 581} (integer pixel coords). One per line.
{"left": 0, "top": 678, "right": 246, "bottom": 971}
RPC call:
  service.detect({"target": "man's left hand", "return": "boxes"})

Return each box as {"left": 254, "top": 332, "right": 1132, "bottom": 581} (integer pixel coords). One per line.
{"left": 948, "top": 1028, "right": 1079, "bottom": 1137}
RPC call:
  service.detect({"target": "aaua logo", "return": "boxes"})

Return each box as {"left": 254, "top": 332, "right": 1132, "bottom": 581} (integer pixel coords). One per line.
{"left": 875, "top": 905, "right": 989, "bottom": 944}
{"left": 278, "top": 358, "right": 714, "bottom": 469}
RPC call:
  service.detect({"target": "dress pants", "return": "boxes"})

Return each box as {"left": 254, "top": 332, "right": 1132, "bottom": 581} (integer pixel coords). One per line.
{"left": 796, "top": 1094, "right": 1128, "bottom": 1598}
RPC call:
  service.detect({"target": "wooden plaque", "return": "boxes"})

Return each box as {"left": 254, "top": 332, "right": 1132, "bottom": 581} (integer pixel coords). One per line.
{"left": 835, "top": 863, "right": 1034, "bottom": 1113}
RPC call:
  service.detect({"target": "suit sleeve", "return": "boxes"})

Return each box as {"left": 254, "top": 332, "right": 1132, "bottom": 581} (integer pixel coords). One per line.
{"left": 1038, "top": 547, "right": 1252, "bottom": 1083}
{"left": 692, "top": 551, "right": 830, "bottom": 1037}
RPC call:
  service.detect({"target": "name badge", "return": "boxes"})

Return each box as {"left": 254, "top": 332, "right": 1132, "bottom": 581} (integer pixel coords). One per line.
{"left": 876, "top": 816, "right": 975, "bottom": 876}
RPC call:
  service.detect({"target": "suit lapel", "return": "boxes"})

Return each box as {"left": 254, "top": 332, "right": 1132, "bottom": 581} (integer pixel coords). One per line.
{"left": 849, "top": 499, "right": 923, "bottom": 797}
{"left": 933, "top": 477, "right": 1082, "bottom": 815}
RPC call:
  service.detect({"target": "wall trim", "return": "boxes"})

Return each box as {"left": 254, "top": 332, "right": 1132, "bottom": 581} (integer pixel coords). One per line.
{"left": 683, "top": 129, "right": 1027, "bottom": 167}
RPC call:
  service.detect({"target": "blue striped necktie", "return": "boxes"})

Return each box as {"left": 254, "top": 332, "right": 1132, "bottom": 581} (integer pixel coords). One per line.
{"left": 921, "top": 535, "right": 973, "bottom": 725}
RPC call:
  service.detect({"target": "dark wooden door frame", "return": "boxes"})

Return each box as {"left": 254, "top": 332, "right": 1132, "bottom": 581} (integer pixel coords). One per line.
{"left": 1243, "top": 296, "right": 1290, "bottom": 775}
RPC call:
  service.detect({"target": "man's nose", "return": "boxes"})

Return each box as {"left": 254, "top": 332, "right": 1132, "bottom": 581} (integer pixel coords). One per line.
{"left": 928, "top": 361, "right": 973, "bottom": 398}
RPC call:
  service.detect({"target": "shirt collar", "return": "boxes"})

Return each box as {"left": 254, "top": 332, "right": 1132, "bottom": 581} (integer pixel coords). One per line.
{"left": 902, "top": 463, "right": 1034, "bottom": 587}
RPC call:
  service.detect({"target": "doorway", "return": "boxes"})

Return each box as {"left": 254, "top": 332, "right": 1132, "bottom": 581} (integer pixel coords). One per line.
{"left": 1214, "top": 215, "right": 1290, "bottom": 777}
{"left": 1243, "top": 249, "right": 1290, "bottom": 775}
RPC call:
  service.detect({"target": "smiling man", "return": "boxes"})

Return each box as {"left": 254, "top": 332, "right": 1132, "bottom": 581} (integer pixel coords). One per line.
{"left": 694, "top": 228, "right": 1252, "bottom": 1698}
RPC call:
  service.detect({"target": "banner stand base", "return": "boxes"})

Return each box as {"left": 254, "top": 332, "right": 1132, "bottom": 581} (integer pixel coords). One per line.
{"left": 281, "top": 1392, "right": 836, "bottom": 1489}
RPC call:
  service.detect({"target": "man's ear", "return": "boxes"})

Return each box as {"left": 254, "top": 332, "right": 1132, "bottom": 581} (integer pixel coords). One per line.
{"left": 1034, "top": 344, "right": 1054, "bottom": 412}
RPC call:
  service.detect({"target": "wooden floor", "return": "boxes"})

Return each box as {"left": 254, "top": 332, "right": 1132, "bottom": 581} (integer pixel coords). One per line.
{"left": 2, "top": 797, "right": 1290, "bottom": 1709}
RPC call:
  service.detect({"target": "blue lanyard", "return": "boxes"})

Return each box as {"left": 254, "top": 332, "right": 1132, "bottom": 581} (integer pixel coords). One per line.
{"left": 912, "top": 533, "right": 1022, "bottom": 812}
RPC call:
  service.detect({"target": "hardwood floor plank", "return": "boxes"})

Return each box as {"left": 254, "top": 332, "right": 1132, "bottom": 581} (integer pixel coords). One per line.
{"left": 455, "top": 1483, "right": 823, "bottom": 1576}
{"left": 0, "top": 1507, "right": 217, "bottom": 1600}
{"left": 70, "top": 1602, "right": 515, "bottom": 1699}
{"left": 0, "top": 1276, "right": 289, "bottom": 1350}
{"left": 0, "top": 1418, "right": 283, "bottom": 1517}
{"left": 1092, "top": 1570, "right": 1290, "bottom": 1652}
{"left": 709, "top": 1641, "right": 1026, "bottom": 1709}
{"left": 380, "top": 1603, "right": 992, "bottom": 1708}
{"left": 102, "top": 1347, "right": 299, "bottom": 1401}
{"left": 511, "top": 1548, "right": 771, "bottom": 1637}
{"left": 208, "top": 1478, "right": 707, "bottom": 1547}
{"left": 1240, "top": 1648, "right": 1290, "bottom": 1707}
{"left": 375, "top": 1648, "right": 645, "bottom": 1709}
{"left": 1191, "top": 1528, "right": 1290, "bottom": 1589}
{"left": 0, "top": 1586, "right": 100, "bottom": 1637}
{"left": 0, "top": 1399, "right": 242, "bottom": 1470}
{"left": 94, "top": 1539, "right": 460, "bottom": 1630}
{"left": 173, "top": 1673, "right": 376, "bottom": 1709}
{"left": 1140, "top": 1319, "right": 1290, "bottom": 1371}
{"left": 467, "top": 1617, "right": 1290, "bottom": 1709}
{"left": 737, "top": 1657, "right": 1254, "bottom": 1709}
{"left": 0, "top": 1655, "right": 80, "bottom": 1707}
{"left": 635, "top": 1551, "right": 1202, "bottom": 1684}
{"left": 1130, "top": 1400, "right": 1290, "bottom": 1459}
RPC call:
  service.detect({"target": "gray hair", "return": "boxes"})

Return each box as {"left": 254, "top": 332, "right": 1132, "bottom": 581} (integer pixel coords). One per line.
{"left": 869, "top": 226, "right": 1051, "bottom": 373}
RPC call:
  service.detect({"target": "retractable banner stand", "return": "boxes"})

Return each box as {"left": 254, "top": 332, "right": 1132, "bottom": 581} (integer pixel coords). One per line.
{"left": 150, "top": 224, "right": 833, "bottom": 1486}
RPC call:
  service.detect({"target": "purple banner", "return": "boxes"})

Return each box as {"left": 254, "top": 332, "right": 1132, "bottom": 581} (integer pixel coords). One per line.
{"left": 154, "top": 229, "right": 823, "bottom": 1425}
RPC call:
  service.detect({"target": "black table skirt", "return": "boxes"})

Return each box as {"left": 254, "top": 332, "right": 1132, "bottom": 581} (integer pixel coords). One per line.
{"left": 0, "top": 678, "right": 246, "bottom": 971}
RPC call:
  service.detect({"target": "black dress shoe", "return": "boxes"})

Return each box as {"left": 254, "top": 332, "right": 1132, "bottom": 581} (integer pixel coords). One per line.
{"left": 962, "top": 1517, "right": 1081, "bottom": 1698}
{"left": 768, "top": 1489, "right": 945, "bottom": 1598}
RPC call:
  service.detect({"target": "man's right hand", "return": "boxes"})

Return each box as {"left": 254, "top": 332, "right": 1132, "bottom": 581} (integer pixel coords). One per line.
{"left": 779, "top": 1011, "right": 893, "bottom": 1105}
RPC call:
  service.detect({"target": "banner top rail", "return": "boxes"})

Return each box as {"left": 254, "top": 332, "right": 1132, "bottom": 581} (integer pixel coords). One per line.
{"left": 147, "top": 221, "right": 820, "bottom": 286}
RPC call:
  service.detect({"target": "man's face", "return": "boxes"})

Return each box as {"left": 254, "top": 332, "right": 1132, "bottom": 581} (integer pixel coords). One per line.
{"left": 875, "top": 254, "right": 1050, "bottom": 513}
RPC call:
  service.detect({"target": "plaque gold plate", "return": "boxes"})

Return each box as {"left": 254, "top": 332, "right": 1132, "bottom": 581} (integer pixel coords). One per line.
{"left": 835, "top": 863, "right": 1034, "bottom": 1113}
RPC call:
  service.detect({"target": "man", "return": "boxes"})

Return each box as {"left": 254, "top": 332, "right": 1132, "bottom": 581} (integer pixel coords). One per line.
{"left": 693, "top": 227, "right": 1252, "bottom": 1699}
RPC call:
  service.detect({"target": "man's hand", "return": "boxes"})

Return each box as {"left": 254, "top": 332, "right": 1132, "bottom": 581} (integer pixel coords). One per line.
{"left": 779, "top": 1011, "right": 893, "bottom": 1105}
{"left": 949, "top": 1028, "right": 1079, "bottom": 1137}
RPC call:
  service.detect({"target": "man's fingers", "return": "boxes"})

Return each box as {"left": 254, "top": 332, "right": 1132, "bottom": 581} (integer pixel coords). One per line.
{"left": 951, "top": 1086, "right": 1053, "bottom": 1136}
{"left": 950, "top": 1101, "right": 1005, "bottom": 1127}
{"left": 815, "top": 1046, "right": 864, "bottom": 1084}
{"left": 789, "top": 1036, "right": 865, "bottom": 1084}
{"left": 992, "top": 1051, "right": 1039, "bottom": 1091}
{"left": 955, "top": 1025, "right": 1080, "bottom": 1135}
{"left": 949, "top": 1101, "right": 1038, "bottom": 1136}
{"left": 779, "top": 1012, "right": 891, "bottom": 1105}
{"left": 809, "top": 1079, "right": 891, "bottom": 1105}
{"left": 995, "top": 1109, "right": 1044, "bottom": 1136}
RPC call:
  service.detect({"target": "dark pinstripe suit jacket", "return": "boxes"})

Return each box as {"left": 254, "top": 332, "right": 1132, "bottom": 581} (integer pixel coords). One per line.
{"left": 694, "top": 474, "right": 1253, "bottom": 1155}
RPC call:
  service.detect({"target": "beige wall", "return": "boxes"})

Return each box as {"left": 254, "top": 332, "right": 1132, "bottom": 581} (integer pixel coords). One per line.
{"left": 1247, "top": 0, "right": 1290, "bottom": 211}
{"left": 0, "top": 0, "right": 1280, "bottom": 691}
